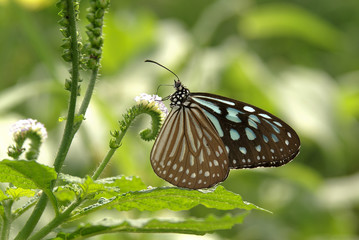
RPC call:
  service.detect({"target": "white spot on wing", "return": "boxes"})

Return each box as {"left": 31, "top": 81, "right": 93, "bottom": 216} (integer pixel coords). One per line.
{"left": 259, "top": 113, "right": 271, "bottom": 119}
{"left": 243, "top": 106, "right": 255, "bottom": 112}
{"left": 274, "top": 121, "right": 283, "bottom": 127}
{"left": 194, "top": 95, "right": 235, "bottom": 106}
{"left": 255, "top": 145, "right": 261, "bottom": 152}
{"left": 190, "top": 155, "right": 195, "bottom": 166}
{"left": 239, "top": 147, "right": 247, "bottom": 154}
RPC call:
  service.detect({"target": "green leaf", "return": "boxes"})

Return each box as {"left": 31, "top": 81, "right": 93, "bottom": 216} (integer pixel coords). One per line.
{"left": 0, "top": 159, "right": 57, "bottom": 191}
{"left": 58, "top": 173, "right": 83, "bottom": 184}
{"left": 71, "top": 185, "right": 268, "bottom": 219}
{"left": 55, "top": 214, "right": 248, "bottom": 239}
{"left": 79, "top": 176, "right": 106, "bottom": 198}
{"left": 0, "top": 190, "right": 9, "bottom": 201}
{"left": 54, "top": 187, "right": 77, "bottom": 203}
{"left": 239, "top": 3, "right": 341, "bottom": 50}
{"left": 6, "top": 187, "right": 36, "bottom": 200}
{"left": 112, "top": 185, "right": 267, "bottom": 212}
{"left": 95, "top": 175, "right": 147, "bottom": 195}
{"left": 57, "top": 174, "right": 147, "bottom": 200}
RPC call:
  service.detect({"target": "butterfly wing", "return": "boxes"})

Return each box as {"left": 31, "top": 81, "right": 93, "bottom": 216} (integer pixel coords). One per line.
{"left": 190, "top": 93, "right": 300, "bottom": 169}
{"left": 150, "top": 103, "right": 229, "bottom": 189}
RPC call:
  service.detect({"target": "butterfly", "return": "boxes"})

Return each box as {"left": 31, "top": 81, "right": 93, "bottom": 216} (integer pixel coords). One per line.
{"left": 147, "top": 60, "right": 300, "bottom": 189}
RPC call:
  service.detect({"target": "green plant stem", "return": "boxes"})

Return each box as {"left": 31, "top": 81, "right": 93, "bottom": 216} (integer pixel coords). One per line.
{"left": 53, "top": 5, "right": 80, "bottom": 174}
{"left": 92, "top": 148, "right": 116, "bottom": 180}
{"left": 14, "top": 0, "right": 80, "bottom": 239}
{"left": 16, "top": 68, "right": 100, "bottom": 240}
{"left": 92, "top": 103, "right": 164, "bottom": 180}
{"left": 1, "top": 200, "right": 13, "bottom": 240}
{"left": 92, "top": 130, "right": 127, "bottom": 180}
{"left": 72, "top": 67, "right": 99, "bottom": 135}
{"left": 14, "top": 195, "right": 48, "bottom": 240}
{"left": 27, "top": 199, "right": 82, "bottom": 240}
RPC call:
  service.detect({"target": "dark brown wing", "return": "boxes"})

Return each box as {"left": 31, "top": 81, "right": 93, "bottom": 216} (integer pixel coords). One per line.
{"left": 150, "top": 103, "right": 229, "bottom": 189}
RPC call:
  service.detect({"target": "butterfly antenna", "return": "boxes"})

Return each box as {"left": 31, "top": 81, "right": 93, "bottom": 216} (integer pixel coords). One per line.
{"left": 155, "top": 84, "right": 173, "bottom": 95}
{"left": 145, "top": 59, "right": 180, "bottom": 81}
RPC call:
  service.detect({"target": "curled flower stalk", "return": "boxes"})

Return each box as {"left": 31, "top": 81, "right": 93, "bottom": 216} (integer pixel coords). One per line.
{"left": 92, "top": 94, "right": 168, "bottom": 180}
{"left": 7, "top": 119, "right": 48, "bottom": 160}
{"left": 133, "top": 93, "right": 168, "bottom": 141}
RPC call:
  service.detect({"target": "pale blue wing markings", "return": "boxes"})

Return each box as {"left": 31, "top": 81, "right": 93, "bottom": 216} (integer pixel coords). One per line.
{"left": 255, "top": 145, "right": 262, "bottom": 152}
{"left": 243, "top": 106, "right": 255, "bottom": 112}
{"left": 245, "top": 127, "right": 256, "bottom": 140}
{"left": 191, "top": 97, "right": 221, "bottom": 114}
{"left": 239, "top": 147, "right": 247, "bottom": 154}
{"left": 193, "top": 95, "right": 235, "bottom": 106}
{"left": 271, "top": 133, "right": 279, "bottom": 142}
{"left": 248, "top": 114, "right": 261, "bottom": 123}
{"left": 258, "top": 113, "right": 271, "bottom": 119}
{"left": 202, "top": 110, "right": 224, "bottom": 137}
{"left": 273, "top": 121, "right": 283, "bottom": 127}
{"left": 229, "top": 129, "right": 240, "bottom": 140}
{"left": 248, "top": 118, "right": 258, "bottom": 129}
{"left": 263, "top": 118, "right": 280, "bottom": 134}
{"left": 225, "top": 107, "right": 243, "bottom": 123}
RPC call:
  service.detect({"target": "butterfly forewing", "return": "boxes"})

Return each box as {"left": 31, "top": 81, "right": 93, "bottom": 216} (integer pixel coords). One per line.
{"left": 190, "top": 93, "right": 300, "bottom": 169}
{"left": 150, "top": 103, "right": 229, "bottom": 189}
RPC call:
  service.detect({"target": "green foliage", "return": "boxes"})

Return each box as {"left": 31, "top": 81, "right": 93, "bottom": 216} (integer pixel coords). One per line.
{"left": 111, "top": 185, "right": 264, "bottom": 212}
{"left": 70, "top": 184, "right": 266, "bottom": 220}
{"left": 55, "top": 214, "right": 249, "bottom": 239}
{"left": 0, "top": 160, "right": 56, "bottom": 191}
{"left": 5, "top": 188, "right": 36, "bottom": 201}
{"left": 1, "top": 169, "right": 265, "bottom": 238}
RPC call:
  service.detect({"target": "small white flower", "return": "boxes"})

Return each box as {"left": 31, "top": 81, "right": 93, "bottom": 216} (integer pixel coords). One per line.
{"left": 134, "top": 93, "right": 169, "bottom": 117}
{"left": 9, "top": 118, "right": 48, "bottom": 142}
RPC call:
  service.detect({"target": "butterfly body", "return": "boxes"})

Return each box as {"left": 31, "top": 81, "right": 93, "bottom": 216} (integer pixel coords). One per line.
{"left": 150, "top": 80, "right": 300, "bottom": 189}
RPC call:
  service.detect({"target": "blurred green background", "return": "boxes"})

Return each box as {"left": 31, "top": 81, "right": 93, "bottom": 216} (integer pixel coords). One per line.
{"left": 1, "top": 0, "right": 359, "bottom": 239}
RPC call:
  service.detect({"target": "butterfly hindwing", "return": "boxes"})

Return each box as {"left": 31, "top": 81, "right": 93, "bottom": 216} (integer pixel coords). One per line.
{"left": 150, "top": 103, "right": 229, "bottom": 189}
{"left": 189, "top": 93, "right": 300, "bottom": 169}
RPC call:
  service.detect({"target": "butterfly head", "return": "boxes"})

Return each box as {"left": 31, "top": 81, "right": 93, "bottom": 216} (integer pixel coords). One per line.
{"left": 170, "top": 80, "right": 190, "bottom": 108}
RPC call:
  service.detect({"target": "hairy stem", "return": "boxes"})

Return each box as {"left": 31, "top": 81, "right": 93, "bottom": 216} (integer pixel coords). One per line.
{"left": 92, "top": 104, "right": 164, "bottom": 180}
{"left": 14, "top": 0, "right": 80, "bottom": 238}
{"left": 72, "top": 67, "right": 99, "bottom": 135}
{"left": 27, "top": 198, "right": 82, "bottom": 240}
{"left": 1, "top": 200, "right": 13, "bottom": 240}
{"left": 92, "top": 130, "right": 127, "bottom": 180}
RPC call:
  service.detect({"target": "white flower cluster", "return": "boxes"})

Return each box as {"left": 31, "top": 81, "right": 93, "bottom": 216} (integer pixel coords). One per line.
{"left": 9, "top": 118, "right": 48, "bottom": 142}
{"left": 134, "top": 93, "right": 169, "bottom": 117}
